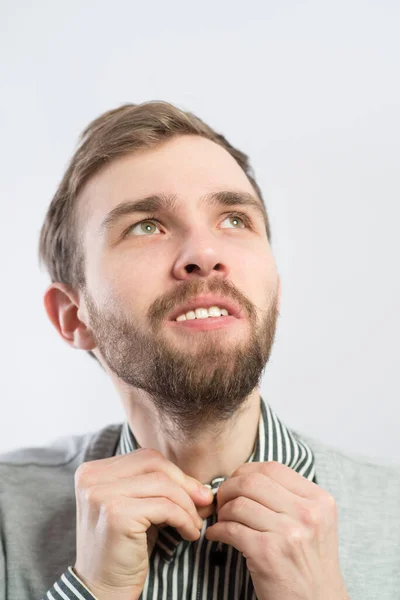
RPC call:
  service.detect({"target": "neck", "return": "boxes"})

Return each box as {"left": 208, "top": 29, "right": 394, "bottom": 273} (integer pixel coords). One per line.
{"left": 119, "top": 387, "right": 261, "bottom": 485}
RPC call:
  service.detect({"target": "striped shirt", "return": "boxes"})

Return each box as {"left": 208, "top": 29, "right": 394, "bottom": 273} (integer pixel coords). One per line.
{"left": 43, "top": 397, "right": 317, "bottom": 599}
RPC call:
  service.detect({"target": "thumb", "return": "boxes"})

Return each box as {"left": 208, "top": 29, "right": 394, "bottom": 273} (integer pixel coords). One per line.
{"left": 184, "top": 474, "right": 215, "bottom": 505}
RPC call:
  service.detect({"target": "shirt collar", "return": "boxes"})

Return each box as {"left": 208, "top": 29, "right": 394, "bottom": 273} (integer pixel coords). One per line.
{"left": 115, "top": 396, "right": 317, "bottom": 562}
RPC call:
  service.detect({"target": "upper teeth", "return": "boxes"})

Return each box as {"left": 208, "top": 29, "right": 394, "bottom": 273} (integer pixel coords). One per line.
{"left": 175, "top": 306, "right": 230, "bottom": 321}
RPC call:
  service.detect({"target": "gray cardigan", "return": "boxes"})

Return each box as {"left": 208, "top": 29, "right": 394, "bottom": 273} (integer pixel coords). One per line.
{"left": 0, "top": 423, "right": 399, "bottom": 600}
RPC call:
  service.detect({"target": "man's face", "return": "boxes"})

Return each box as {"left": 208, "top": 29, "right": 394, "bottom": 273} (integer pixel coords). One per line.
{"left": 78, "top": 135, "right": 280, "bottom": 439}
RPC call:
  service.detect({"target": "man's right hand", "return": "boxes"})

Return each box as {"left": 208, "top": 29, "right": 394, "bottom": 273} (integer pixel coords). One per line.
{"left": 73, "top": 448, "right": 215, "bottom": 600}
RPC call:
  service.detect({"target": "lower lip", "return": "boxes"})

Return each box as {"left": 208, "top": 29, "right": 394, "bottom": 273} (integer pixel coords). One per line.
{"left": 167, "top": 315, "right": 240, "bottom": 331}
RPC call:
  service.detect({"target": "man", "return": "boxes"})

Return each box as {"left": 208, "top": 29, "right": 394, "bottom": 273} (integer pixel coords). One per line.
{"left": 0, "top": 101, "right": 398, "bottom": 600}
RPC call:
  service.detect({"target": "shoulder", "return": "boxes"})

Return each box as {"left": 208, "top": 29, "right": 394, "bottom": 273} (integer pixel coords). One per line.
{"left": 0, "top": 422, "right": 123, "bottom": 471}
{"left": 292, "top": 428, "right": 400, "bottom": 499}
{"left": 299, "top": 429, "right": 400, "bottom": 470}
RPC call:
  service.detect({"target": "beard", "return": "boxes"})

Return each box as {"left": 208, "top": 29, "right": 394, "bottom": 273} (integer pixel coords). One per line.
{"left": 83, "top": 279, "right": 279, "bottom": 443}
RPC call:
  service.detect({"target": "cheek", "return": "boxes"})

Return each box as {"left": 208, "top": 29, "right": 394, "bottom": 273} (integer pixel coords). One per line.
{"left": 105, "top": 253, "right": 168, "bottom": 313}
{"left": 235, "top": 243, "right": 276, "bottom": 290}
{"left": 236, "top": 256, "right": 278, "bottom": 321}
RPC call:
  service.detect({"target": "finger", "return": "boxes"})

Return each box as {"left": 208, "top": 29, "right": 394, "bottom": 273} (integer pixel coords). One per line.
{"left": 76, "top": 449, "right": 214, "bottom": 505}
{"left": 206, "top": 522, "right": 281, "bottom": 573}
{"left": 205, "top": 521, "right": 254, "bottom": 554}
{"left": 83, "top": 472, "right": 204, "bottom": 529}
{"left": 197, "top": 503, "right": 216, "bottom": 520}
{"left": 216, "top": 496, "right": 292, "bottom": 533}
{"left": 115, "top": 497, "right": 203, "bottom": 542}
{"left": 230, "top": 461, "right": 319, "bottom": 499}
{"left": 216, "top": 472, "right": 300, "bottom": 519}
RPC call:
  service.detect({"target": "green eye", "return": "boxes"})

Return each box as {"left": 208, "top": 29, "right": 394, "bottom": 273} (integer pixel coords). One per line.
{"left": 222, "top": 214, "right": 247, "bottom": 228}
{"left": 138, "top": 221, "right": 160, "bottom": 234}
{"left": 126, "top": 218, "right": 162, "bottom": 236}
{"left": 124, "top": 211, "right": 251, "bottom": 237}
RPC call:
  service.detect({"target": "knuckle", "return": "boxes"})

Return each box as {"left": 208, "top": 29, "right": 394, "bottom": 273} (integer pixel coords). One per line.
{"left": 170, "top": 501, "right": 187, "bottom": 524}
{"left": 231, "top": 496, "right": 248, "bottom": 514}
{"left": 144, "top": 448, "right": 165, "bottom": 461}
{"left": 164, "top": 497, "right": 177, "bottom": 512}
{"left": 264, "top": 460, "right": 282, "bottom": 475}
{"left": 244, "top": 473, "right": 263, "bottom": 491}
{"left": 321, "top": 493, "right": 338, "bottom": 525}
{"left": 84, "top": 485, "right": 104, "bottom": 507}
{"left": 233, "top": 464, "right": 245, "bottom": 476}
{"left": 226, "top": 521, "right": 241, "bottom": 537}
{"left": 322, "top": 492, "right": 337, "bottom": 513}
{"left": 74, "top": 463, "right": 94, "bottom": 487}
{"left": 298, "top": 501, "right": 321, "bottom": 528}
{"left": 286, "top": 525, "right": 304, "bottom": 545}
{"left": 152, "top": 471, "right": 170, "bottom": 486}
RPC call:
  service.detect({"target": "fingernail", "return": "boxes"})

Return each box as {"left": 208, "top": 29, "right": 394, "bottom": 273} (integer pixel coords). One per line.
{"left": 200, "top": 485, "right": 213, "bottom": 498}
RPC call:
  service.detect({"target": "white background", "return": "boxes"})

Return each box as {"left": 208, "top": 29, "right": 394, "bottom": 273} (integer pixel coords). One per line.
{"left": 1, "top": 1, "right": 399, "bottom": 463}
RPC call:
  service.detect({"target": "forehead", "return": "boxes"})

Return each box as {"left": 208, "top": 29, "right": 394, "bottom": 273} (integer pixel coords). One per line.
{"left": 78, "top": 135, "right": 258, "bottom": 234}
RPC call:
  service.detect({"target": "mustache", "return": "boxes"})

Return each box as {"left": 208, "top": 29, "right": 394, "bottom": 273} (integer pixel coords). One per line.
{"left": 150, "top": 280, "right": 251, "bottom": 322}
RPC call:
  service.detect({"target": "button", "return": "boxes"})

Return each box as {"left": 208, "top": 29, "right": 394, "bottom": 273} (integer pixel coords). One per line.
{"left": 210, "top": 550, "right": 227, "bottom": 566}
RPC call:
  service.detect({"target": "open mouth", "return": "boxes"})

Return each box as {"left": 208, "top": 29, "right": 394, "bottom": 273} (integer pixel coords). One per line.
{"left": 167, "top": 314, "right": 239, "bottom": 331}
{"left": 167, "top": 297, "right": 244, "bottom": 323}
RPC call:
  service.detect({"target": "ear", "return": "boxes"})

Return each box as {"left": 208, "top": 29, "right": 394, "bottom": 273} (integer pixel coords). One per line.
{"left": 43, "top": 283, "right": 96, "bottom": 351}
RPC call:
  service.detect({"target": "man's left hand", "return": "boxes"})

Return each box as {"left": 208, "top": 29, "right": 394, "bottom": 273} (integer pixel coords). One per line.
{"left": 204, "top": 461, "right": 349, "bottom": 600}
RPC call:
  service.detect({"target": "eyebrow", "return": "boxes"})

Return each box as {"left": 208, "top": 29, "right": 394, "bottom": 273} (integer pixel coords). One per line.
{"left": 98, "top": 190, "right": 268, "bottom": 235}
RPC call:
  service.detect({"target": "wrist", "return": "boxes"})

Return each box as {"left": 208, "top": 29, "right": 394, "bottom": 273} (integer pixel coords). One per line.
{"left": 71, "top": 567, "right": 142, "bottom": 600}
